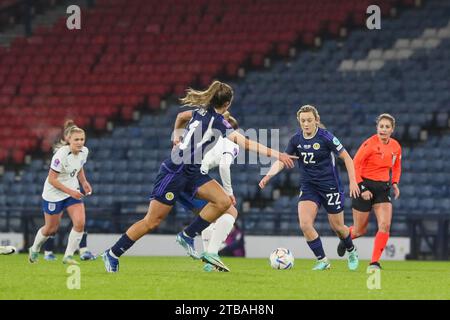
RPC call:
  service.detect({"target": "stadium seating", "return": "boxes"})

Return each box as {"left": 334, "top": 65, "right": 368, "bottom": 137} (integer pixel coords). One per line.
{"left": 0, "top": 0, "right": 399, "bottom": 164}
{"left": 0, "top": 0, "right": 449, "bottom": 235}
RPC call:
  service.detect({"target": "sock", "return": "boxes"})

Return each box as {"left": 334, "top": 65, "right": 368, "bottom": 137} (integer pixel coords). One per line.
{"left": 31, "top": 227, "right": 50, "bottom": 252}
{"left": 43, "top": 236, "right": 54, "bottom": 251}
{"left": 307, "top": 237, "right": 326, "bottom": 260}
{"left": 44, "top": 251, "right": 53, "bottom": 256}
{"left": 201, "top": 223, "right": 215, "bottom": 252}
{"left": 341, "top": 233, "right": 355, "bottom": 252}
{"left": 371, "top": 231, "right": 389, "bottom": 263}
{"left": 79, "top": 232, "right": 88, "bottom": 249}
{"left": 184, "top": 215, "right": 210, "bottom": 238}
{"left": 111, "top": 233, "right": 135, "bottom": 258}
{"left": 64, "top": 229, "right": 84, "bottom": 257}
{"left": 207, "top": 214, "right": 235, "bottom": 254}
{"left": 79, "top": 247, "right": 88, "bottom": 255}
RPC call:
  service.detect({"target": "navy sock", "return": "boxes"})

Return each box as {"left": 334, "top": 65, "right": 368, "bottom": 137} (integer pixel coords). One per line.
{"left": 111, "top": 233, "right": 135, "bottom": 257}
{"left": 79, "top": 232, "right": 87, "bottom": 249}
{"left": 44, "top": 236, "right": 54, "bottom": 251}
{"left": 184, "top": 216, "right": 210, "bottom": 238}
{"left": 307, "top": 237, "right": 326, "bottom": 260}
{"left": 341, "top": 233, "right": 355, "bottom": 252}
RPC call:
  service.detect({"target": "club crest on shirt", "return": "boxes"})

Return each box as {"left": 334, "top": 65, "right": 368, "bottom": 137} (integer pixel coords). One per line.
{"left": 165, "top": 192, "right": 174, "bottom": 201}
{"left": 313, "top": 143, "right": 320, "bottom": 150}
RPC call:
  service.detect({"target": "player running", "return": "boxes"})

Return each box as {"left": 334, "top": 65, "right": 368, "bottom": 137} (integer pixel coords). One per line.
{"left": 102, "top": 80, "right": 296, "bottom": 273}
{"left": 28, "top": 120, "right": 92, "bottom": 265}
{"left": 259, "top": 105, "right": 360, "bottom": 271}
{"left": 337, "top": 113, "right": 402, "bottom": 271}
{"left": 177, "top": 111, "right": 240, "bottom": 272}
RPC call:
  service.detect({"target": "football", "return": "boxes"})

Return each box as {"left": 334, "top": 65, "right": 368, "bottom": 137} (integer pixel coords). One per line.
{"left": 269, "top": 248, "right": 294, "bottom": 270}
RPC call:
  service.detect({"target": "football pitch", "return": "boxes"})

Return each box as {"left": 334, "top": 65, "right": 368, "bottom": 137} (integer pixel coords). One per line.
{"left": 0, "top": 255, "right": 449, "bottom": 300}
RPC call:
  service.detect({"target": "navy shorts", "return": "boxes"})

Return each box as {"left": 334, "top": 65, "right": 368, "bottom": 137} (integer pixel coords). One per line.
{"left": 298, "top": 183, "right": 344, "bottom": 214}
{"left": 178, "top": 192, "right": 208, "bottom": 211}
{"left": 149, "top": 162, "right": 212, "bottom": 206}
{"left": 42, "top": 197, "right": 83, "bottom": 215}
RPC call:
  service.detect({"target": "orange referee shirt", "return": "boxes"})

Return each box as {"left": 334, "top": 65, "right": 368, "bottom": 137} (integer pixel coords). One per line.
{"left": 354, "top": 134, "right": 402, "bottom": 184}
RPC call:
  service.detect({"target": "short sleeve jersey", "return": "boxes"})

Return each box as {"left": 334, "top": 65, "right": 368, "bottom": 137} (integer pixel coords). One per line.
{"left": 42, "top": 145, "right": 89, "bottom": 202}
{"left": 169, "top": 108, "right": 235, "bottom": 170}
{"left": 285, "top": 127, "right": 345, "bottom": 188}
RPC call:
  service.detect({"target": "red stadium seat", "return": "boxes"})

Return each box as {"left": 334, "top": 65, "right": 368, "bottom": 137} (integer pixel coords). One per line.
{"left": 0, "top": 0, "right": 399, "bottom": 164}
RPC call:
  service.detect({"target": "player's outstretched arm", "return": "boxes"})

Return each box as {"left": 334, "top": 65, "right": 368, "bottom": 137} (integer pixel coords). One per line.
{"left": 259, "top": 160, "right": 285, "bottom": 189}
{"left": 227, "top": 130, "right": 297, "bottom": 169}
{"left": 338, "top": 150, "right": 360, "bottom": 199}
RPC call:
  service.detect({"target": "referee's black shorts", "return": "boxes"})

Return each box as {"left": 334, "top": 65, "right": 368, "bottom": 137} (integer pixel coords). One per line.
{"left": 352, "top": 178, "right": 392, "bottom": 212}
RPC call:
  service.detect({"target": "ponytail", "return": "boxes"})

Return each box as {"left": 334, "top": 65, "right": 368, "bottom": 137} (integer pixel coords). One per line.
{"left": 53, "top": 119, "right": 85, "bottom": 152}
{"left": 180, "top": 80, "right": 233, "bottom": 109}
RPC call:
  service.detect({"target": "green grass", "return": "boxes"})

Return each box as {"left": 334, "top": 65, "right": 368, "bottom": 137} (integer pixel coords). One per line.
{"left": 0, "top": 254, "right": 449, "bottom": 300}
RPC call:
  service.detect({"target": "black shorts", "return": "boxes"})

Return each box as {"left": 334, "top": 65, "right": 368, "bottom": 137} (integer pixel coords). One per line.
{"left": 352, "top": 178, "right": 391, "bottom": 212}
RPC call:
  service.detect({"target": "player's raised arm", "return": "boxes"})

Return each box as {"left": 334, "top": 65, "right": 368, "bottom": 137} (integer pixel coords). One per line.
{"left": 172, "top": 110, "right": 193, "bottom": 146}
{"left": 227, "top": 130, "right": 297, "bottom": 169}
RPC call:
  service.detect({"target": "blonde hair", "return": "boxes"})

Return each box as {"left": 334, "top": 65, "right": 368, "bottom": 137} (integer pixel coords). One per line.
{"left": 180, "top": 80, "right": 233, "bottom": 109}
{"left": 296, "top": 104, "right": 325, "bottom": 129}
{"left": 223, "top": 111, "right": 239, "bottom": 129}
{"left": 53, "top": 120, "right": 85, "bottom": 152}
{"left": 376, "top": 113, "right": 395, "bottom": 128}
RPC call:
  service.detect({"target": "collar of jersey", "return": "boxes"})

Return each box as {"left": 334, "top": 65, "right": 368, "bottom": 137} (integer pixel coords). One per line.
{"left": 302, "top": 127, "right": 319, "bottom": 140}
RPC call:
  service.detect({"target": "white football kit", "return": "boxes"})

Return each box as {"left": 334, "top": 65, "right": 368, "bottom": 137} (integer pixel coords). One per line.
{"left": 200, "top": 135, "right": 239, "bottom": 195}
{"left": 42, "top": 145, "right": 89, "bottom": 202}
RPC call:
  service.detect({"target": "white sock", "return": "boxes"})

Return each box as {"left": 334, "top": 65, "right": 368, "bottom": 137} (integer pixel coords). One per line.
{"left": 201, "top": 223, "right": 215, "bottom": 252}
{"left": 79, "top": 247, "right": 89, "bottom": 255}
{"left": 207, "top": 214, "right": 235, "bottom": 254}
{"left": 31, "top": 227, "right": 49, "bottom": 252}
{"left": 44, "top": 251, "right": 53, "bottom": 256}
{"left": 64, "top": 229, "right": 84, "bottom": 257}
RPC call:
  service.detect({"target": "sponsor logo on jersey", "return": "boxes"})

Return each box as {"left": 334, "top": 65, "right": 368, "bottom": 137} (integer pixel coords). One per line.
{"left": 303, "top": 145, "right": 311, "bottom": 149}
{"left": 53, "top": 158, "right": 60, "bottom": 167}
{"left": 333, "top": 137, "right": 341, "bottom": 146}
{"left": 296, "top": 144, "right": 302, "bottom": 149}
{"left": 165, "top": 192, "right": 174, "bottom": 201}
{"left": 313, "top": 143, "right": 320, "bottom": 150}
{"left": 48, "top": 203, "right": 56, "bottom": 212}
